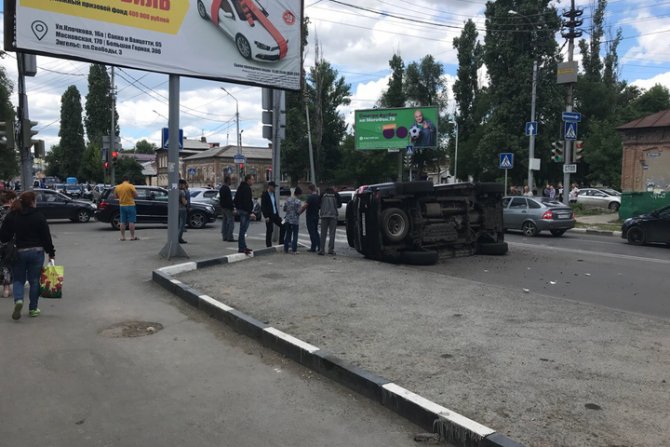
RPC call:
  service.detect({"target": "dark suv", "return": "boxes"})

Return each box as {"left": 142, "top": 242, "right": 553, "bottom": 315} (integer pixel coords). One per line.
{"left": 346, "top": 181, "right": 508, "bottom": 265}
{"left": 95, "top": 186, "right": 217, "bottom": 230}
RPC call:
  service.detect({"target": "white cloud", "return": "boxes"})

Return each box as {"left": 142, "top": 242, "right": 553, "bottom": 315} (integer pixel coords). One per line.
{"left": 630, "top": 71, "right": 670, "bottom": 91}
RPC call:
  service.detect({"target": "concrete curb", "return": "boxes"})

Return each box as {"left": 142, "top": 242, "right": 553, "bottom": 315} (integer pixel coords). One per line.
{"left": 570, "top": 227, "right": 621, "bottom": 237}
{"left": 152, "top": 248, "right": 526, "bottom": 447}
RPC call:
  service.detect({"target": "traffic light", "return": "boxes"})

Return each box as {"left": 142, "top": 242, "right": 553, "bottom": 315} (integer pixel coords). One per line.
{"left": 0, "top": 119, "right": 16, "bottom": 149}
{"left": 574, "top": 140, "right": 583, "bottom": 162}
{"left": 22, "top": 118, "right": 38, "bottom": 148}
{"left": 265, "top": 167, "right": 272, "bottom": 181}
{"left": 33, "top": 139, "right": 45, "bottom": 158}
{"left": 239, "top": 163, "right": 245, "bottom": 176}
{"left": 103, "top": 161, "right": 110, "bottom": 170}
{"left": 551, "top": 141, "right": 564, "bottom": 162}
{"left": 111, "top": 150, "right": 119, "bottom": 162}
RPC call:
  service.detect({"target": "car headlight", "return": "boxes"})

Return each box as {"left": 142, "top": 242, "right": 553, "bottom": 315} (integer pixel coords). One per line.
{"left": 254, "top": 41, "right": 272, "bottom": 50}
{"left": 206, "top": 205, "right": 215, "bottom": 213}
{"left": 91, "top": 204, "right": 98, "bottom": 210}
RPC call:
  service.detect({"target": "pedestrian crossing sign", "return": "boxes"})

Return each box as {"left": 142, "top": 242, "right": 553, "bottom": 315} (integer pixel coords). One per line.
{"left": 499, "top": 152, "right": 514, "bottom": 169}
{"left": 564, "top": 121, "right": 578, "bottom": 141}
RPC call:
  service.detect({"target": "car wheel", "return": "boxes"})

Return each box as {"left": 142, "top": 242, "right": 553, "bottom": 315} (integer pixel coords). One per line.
{"left": 74, "top": 209, "right": 91, "bottom": 223}
{"left": 235, "top": 34, "right": 252, "bottom": 60}
{"left": 477, "top": 242, "right": 509, "bottom": 255}
{"left": 111, "top": 213, "right": 120, "bottom": 231}
{"left": 380, "top": 207, "right": 409, "bottom": 243}
{"left": 521, "top": 221, "right": 538, "bottom": 237}
{"left": 197, "top": 0, "right": 208, "bottom": 19}
{"left": 550, "top": 229, "right": 566, "bottom": 237}
{"left": 626, "top": 227, "right": 645, "bottom": 245}
{"left": 609, "top": 202, "right": 620, "bottom": 212}
{"left": 189, "top": 211, "right": 207, "bottom": 229}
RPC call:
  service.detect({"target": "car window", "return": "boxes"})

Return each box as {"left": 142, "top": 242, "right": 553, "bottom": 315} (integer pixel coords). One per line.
{"left": 153, "top": 189, "right": 168, "bottom": 201}
{"left": 510, "top": 198, "right": 527, "bottom": 209}
{"left": 502, "top": 198, "right": 511, "bottom": 208}
{"left": 190, "top": 191, "right": 201, "bottom": 198}
{"left": 43, "top": 191, "right": 61, "bottom": 202}
{"left": 593, "top": 191, "right": 606, "bottom": 197}
{"left": 527, "top": 199, "right": 542, "bottom": 209}
{"left": 203, "top": 191, "right": 217, "bottom": 199}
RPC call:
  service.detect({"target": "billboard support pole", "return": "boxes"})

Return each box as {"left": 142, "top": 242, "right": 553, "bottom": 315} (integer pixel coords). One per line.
{"left": 272, "top": 89, "right": 282, "bottom": 244}
{"left": 16, "top": 53, "right": 33, "bottom": 192}
{"left": 160, "top": 75, "right": 187, "bottom": 259}
{"left": 110, "top": 66, "right": 116, "bottom": 186}
{"left": 305, "top": 99, "right": 316, "bottom": 185}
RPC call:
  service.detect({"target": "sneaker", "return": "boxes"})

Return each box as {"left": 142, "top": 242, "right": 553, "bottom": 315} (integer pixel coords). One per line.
{"left": 12, "top": 300, "right": 23, "bottom": 320}
{"left": 29, "top": 309, "right": 41, "bottom": 318}
{"left": 317, "top": 252, "right": 324, "bottom": 256}
{"left": 178, "top": 239, "right": 188, "bottom": 244}
{"left": 328, "top": 251, "right": 336, "bottom": 255}
{"left": 244, "top": 248, "right": 253, "bottom": 255}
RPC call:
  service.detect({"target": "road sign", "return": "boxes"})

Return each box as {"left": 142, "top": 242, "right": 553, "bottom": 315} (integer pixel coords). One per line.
{"left": 233, "top": 154, "right": 246, "bottom": 164}
{"left": 188, "top": 167, "right": 197, "bottom": 176}
{"left": 562, "top": 111, "right": 581, "bottom": 122}
{"left": 525, "top": 121, "right": 538, "bottom": 136}
{"left": 161, "top": 127, "right": 184, "bottom": 150}
{"left": 499, "top": 152, "right": 514, "bottom": 169}
{"left": 406, "top": 145, "right": 414, "bottom": 156}
{"left": 563, "top": 164, "right": 577, "bottom": 174}
{"left": 564, "top": 121, "right": 578, "bottom": 141}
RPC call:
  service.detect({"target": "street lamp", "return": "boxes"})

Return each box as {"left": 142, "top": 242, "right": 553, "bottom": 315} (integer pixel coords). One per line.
{"left": 452, "top": 118, "right": 459, "bottom": 182}
{"left": 509, "top": 10, "right": 540, "bottom": 195}
{"left": 220, "top": 87, "right": 240, "bottom": 157}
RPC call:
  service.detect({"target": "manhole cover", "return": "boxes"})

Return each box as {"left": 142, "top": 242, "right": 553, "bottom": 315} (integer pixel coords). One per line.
{"left": 99, "top": 321, "right": 164, "bottom": 338}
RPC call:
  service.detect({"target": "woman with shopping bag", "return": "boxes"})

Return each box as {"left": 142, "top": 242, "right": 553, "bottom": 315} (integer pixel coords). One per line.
{"left": 0, "top": 191, "right": 55, "bottom": 320}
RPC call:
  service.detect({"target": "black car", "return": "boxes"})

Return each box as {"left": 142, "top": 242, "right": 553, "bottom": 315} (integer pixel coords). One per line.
{"left": 34, "top": 188, "right": 97, "bottom": 223}
{"left": 346, "top": 181, "right": 508, "bottom": 265}
{"left": 95, "top": 186, "right": 217, "bottom": 230}
{"left": 621, "top": 204, "right": 670, "bottom": 245}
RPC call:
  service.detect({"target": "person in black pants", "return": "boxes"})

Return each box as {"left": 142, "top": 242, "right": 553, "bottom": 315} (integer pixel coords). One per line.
{"left": 260, "top": 181, "right": 285, "bottom": 247}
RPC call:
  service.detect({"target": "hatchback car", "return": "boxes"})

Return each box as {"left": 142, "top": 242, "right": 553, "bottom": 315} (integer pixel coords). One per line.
{"left": 190, "top": 187, "right": 221, "bottom": 215}
{"left": 576, "top": 188, "right": 621, "bottom": 211}
{"left": 34, "top": 188, "right": 96, "bottom": 223}
{"left": 502, "top": 196, "right": 575, "bottom": 236}
{"left": 621, "top": 204, "right": 670, "bottom": 245}
{"left": 95, "top": 186, "right": 217, "bottom": 230}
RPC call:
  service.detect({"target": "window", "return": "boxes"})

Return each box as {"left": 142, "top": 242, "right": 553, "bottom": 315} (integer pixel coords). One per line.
{"left": 528, "top": 199, "right": 542, "bottom": 209}
{"left": 510, "top": 198, "right": 527, "bottom": 209}
{"left": 502, "top": 198, "right": 511, "bottom": 208}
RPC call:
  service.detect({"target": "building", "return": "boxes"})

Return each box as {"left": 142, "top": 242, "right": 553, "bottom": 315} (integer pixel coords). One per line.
{"left": 155, "top": 137, "right": 214, "bottom": 187}
{"left": 182, "top": 145, "right": 273, "bottom": 187}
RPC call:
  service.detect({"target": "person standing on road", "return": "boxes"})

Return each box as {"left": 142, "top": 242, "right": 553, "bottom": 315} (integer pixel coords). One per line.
{"left": 114, "top": 176, "right": 138, "bottom": 241}
{"left": 261, "top": 181, "right": 285, "bottom": 247}
{"left": 0, "top": 190, "right": 17, "bottom": 298}
{"left": 0, "top": 191, "right": 55, "bottom": 320}
{"left": 318, "top": 187, "right": 341, "bottom": 256}
{"left": 304, "top": 184, "right": 321, "bottom": 253}
{"left": 283, "top": 187, "right": 304, "bottom": 254}
{"left": 234, "top": 174, "right": 256, "bottom": 255}
{"left": 219, "top": 176, "right": 235, "bottom": 242}
{"left": 178, "top": 179, "right": 189, "bottom": 244}
{"left": 523, "top": 185, "right": 533, "bottom": 197}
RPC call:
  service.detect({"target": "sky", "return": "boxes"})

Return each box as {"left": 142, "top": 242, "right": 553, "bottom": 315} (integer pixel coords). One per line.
{"left": 1, "top": 0, "right": 669, "bottom": 154}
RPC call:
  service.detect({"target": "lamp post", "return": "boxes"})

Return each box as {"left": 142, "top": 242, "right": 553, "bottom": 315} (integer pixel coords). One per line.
{"left": 452, "top": 119, "right": 459, "bottom": 182}
{"left": 509, "top": 10, "right": 539, "bottom": 195}
{"left": 220, "top": 87, "right": 240, "bottom": 157}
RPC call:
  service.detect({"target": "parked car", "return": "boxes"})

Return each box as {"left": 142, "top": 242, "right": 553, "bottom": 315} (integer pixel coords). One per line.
{"left": 190, "top": 187, "right": 221, "bottom": 214}
{"left": 34, "top": 188, "right": 97, "bottom": 223}
{"left": 621, "top": 204, "right": 670, "bottom": 245}
{"left": 502, "top": 196, "right": 575, "bottom": 237}
{"left": 63, "top": 183, "right": 84, "bottom": 199}
{"left": 575, "top": 188, "right": 621, "bottom": 211}
{"left": 346, "top": 181, "right": 508, "bottom": 265}
{"left": 337, "top": 191, "right": 355, "bottom": 224}
{"left": 196, "top": 0, "right": 295, "bottom": 62}
{"left": 95, "top": 186, "right": 217, "bottom": 230}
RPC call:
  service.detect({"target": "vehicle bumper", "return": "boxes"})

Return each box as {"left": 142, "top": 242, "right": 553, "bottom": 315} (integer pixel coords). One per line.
{"left": 535, "top": 218, "right": 576, "bottom": 231}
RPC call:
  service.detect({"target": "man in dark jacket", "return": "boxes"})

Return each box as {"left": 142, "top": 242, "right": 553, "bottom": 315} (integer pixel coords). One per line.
{"left": 233, "top": 174, "right": 256, "bottom": 254}
{"left": 260, "top": 181, "right": 285, "bottom": 247}
{"left": 219, "top": 176, "right": 235, "bottom": 242}
{"left": 318, "top": 187, "right": 341, "bottom": 256}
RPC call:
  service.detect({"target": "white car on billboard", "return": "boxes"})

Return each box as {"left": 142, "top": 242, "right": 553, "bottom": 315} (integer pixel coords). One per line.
{"left": 197, "top": 0, "right": 296, "bottom": 62}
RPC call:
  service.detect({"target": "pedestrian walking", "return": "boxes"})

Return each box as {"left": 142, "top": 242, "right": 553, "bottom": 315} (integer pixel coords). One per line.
{"left": 283, "top": 187, "right": 304, "bottom": 254}
{"left": 114, "top": 176, "right": 138, "bottom": 241}
{"left": 234, "top": 174, "right": 256, "bottom": 255}
{"left": 219, "top": 176, "right": 235, "bottom": 242}
{"left": 178, "top": 179, "right": 189, "bottom": 244}
{"left": 0, "top": 190, "right": 17, "bottom": 298}
{"left": 318, "top": 187, "right": 341, "bottom": 256}
{"left": 0, "top": 191, "right": 55, "bottom": 320}
{"left": 261, "top": 181, "right": 285, "bottom": 247}
{"left": 304, "top": 184, "right": 320, "bottom": 252}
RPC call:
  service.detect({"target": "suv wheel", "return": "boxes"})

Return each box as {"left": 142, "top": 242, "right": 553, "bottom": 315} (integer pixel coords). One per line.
{"left": 381, "top": 207, "right": 409, "bottom": 243}
{"left": 111, "top": 213, "right": 120, "bottom": 230}
{"left": 189, "top": 211, "right": 207, "bottom": 229}
{"left": 73, "top": 209, "right": 91, "bottom": 223}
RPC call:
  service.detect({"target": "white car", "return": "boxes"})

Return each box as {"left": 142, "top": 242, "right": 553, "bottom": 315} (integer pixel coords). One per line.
{"left": 197, "top": 0, "right": 295, "bottom": 62}
{"left": 576, "top": 188, "right": 621, "bottom": 211}
{"left": 337, "top": 191, "right": 356, "bottom": 223}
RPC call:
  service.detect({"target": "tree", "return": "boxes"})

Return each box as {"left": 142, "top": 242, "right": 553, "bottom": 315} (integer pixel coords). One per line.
{"left": 58, "top": 86, "right": 86, "bottom": 178}
{"left": 45, "top": 144, "right": 67, "bottom": 179}
{"left": 84, "top": 64, "right": 117, "bottom": 145}
{"left": 380, "top": 54, "right": 405, "bottom": 108}
{"left": 133, "top": 139, "right": 158, "bottom": 154}
{"left": 78, "top": 144, "right": 103, "bottom": 183}
{"left": 631, "top": 84, "right": 670, "bottom": 116}
{"left": 114, "top": 157, "right": 144, "bottom": 185}
{"left": 0, "top": 62, "right": 18, "bottom": 180}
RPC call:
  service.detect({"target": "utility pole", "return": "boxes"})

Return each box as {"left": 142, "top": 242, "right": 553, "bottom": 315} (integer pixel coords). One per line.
{"left": 110, "top": 66, "right": 117, "bottom": 185}
{"left": 16, "top": 53, "right": 32, "bottom": 191}
{"left": 562, "top": 0, "right": 583, "bottom": 205}
{"left": 304, "top": 91, "right": 316, "bottom": 185}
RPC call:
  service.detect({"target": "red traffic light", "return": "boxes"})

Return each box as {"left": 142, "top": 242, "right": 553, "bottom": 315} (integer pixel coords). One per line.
{"left": 239, "top": 163, "right": 244, "bottom": 169}
{"left": 111, "top": 150, "right": 119, "bottom": 161}
{"left": 103, "top": 161, "right": 109, "bottom": 169}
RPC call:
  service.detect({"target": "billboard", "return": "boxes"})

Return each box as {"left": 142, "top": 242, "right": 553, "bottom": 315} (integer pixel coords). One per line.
{"left": 354, "top": 107, "right": 439, "bottom": 150}
{"left": 5, "top": 0, "right": 303, "bottom": 91}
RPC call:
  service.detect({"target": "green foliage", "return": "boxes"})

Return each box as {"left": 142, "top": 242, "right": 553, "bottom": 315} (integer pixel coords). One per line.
{"left": 133, "top": 139, "right": 158, "bottom": 154}
{"left": 85, "top": 64, "right": 117, "bottom": 145}
{"left": 331, "top": 135, "right": 398, "bottom": 186}
{"left": 631, "top": 84, "right": 670, "bottom": 116}
{"left": 78, "top": 143, "right": 104, "bottom": 183}
{"left": 0, "top": 65, "right": 18, "bottom": 180}
{"left": 114, "top": 156, "right": 144, "bottom": 185}
{"left": 379, "top": 54, "right": 405, "bottom": 108}
{"left": 45, "top": 144, "right": 67, "bottom": 179}
{"left": 58, "top": 86, "right": 87, "bottom": 178}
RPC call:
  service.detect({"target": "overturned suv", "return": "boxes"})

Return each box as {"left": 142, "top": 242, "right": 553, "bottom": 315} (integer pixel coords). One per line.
{"left": 346, "top": 181, "right": 508, "bottom": 265}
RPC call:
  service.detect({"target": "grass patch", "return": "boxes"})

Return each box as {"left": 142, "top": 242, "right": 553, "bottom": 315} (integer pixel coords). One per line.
{"left": 575, "top": 222, "right": 622, "bottom": 232}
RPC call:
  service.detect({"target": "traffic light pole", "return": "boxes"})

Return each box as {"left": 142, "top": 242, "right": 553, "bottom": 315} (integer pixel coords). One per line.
{"left": 562, "top": 0, "right": 578, "bottom": 206}
{"left": 16, "top": 53, "right": 33, "bottom": 192}
{"left": 110, "top": 67, "right": 116, "bottom": 185}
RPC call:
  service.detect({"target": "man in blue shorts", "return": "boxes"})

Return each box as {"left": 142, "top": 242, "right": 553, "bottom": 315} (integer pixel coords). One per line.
{"left": 114, "top": 176, "right": 138, "bottom": 241}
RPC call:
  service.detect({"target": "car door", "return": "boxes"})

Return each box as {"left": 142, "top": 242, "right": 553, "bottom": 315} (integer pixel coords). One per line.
{"left": 39, "top": 190, "right": 70, "bottom": 219}
{"left": 504, "top": 197, "right": 528, "bottom": 229}
{"left": 150, "top": 188, "right": 169, "bottom": 222}
{"left": 647, "top": 206, "right": 670, "bottom": 243}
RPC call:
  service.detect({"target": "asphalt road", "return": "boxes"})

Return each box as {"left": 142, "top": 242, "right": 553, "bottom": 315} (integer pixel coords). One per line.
{"left": 0, "top": 219, "right": 427, "bottom": 447}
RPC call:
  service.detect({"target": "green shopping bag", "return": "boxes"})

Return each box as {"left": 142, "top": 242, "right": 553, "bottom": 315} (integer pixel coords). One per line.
{"left": 40, "top": 261, "right": 64, "bottom": 299}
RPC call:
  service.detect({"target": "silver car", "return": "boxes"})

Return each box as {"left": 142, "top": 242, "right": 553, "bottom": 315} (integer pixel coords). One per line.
{"left": 502, "top": 196, "right": 575, "bottom": 237}
{"left": 576, "top": 188, "right": 621, "bottom": 211}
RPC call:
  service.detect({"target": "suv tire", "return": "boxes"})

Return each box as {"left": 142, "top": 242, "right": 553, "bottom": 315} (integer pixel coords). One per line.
{"left": 189, "top": 211, "right": 207, "bottom": 229}
{"left": 381, "top": 207, "right": 409, "bottom": 243}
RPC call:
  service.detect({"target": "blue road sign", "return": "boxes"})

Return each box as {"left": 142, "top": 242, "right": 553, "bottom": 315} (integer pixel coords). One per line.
{"left": 562, "top": 111, "right": 581, "bottom": 122}
{"left": 499, "top": 152, "right": 514, "bottom": 169}
{"left": 161, "top": 127, "right": 184, "bottom": 150}
{"left": 564, "top": 121, "right": 578, "bottom": 141}
{"left": 406, "top": 145, "right": 414, "bottom": 156}
{"left": 233, "top": 154, "right": 246, "bottom": 164}
{"left": 525, "top": 121, "right": 538, "bottom": 136}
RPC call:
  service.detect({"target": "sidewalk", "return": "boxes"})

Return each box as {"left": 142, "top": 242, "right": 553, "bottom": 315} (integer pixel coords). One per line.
{"left": 162, "top": 249, "right": 670, "bottom": 447}
{"left": 573, "top": 212, "right": 622, "bottom": 236}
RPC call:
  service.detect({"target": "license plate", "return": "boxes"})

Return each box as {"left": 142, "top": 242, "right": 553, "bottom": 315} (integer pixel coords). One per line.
{"left": 557, "top": 213, "right": 570, "bottom": 219}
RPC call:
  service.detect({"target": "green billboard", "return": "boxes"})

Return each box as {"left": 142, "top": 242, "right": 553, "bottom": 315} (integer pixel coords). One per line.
{"left": 354, "top": 106, "right": 439, "bottom": 150}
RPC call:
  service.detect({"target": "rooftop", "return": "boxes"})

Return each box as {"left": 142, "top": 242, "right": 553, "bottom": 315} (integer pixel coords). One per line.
{"left": 617, "top": 109, "right": 670, "bottom": 130}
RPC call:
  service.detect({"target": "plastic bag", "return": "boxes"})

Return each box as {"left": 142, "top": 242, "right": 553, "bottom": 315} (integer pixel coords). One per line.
{"left": 40, "top": 260, "right": 63, "bottom": 299}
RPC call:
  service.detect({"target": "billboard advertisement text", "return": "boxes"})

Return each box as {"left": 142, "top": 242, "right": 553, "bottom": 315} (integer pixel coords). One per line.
{"left": 354, "top": 107, "right": 439, "bottom": 150}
